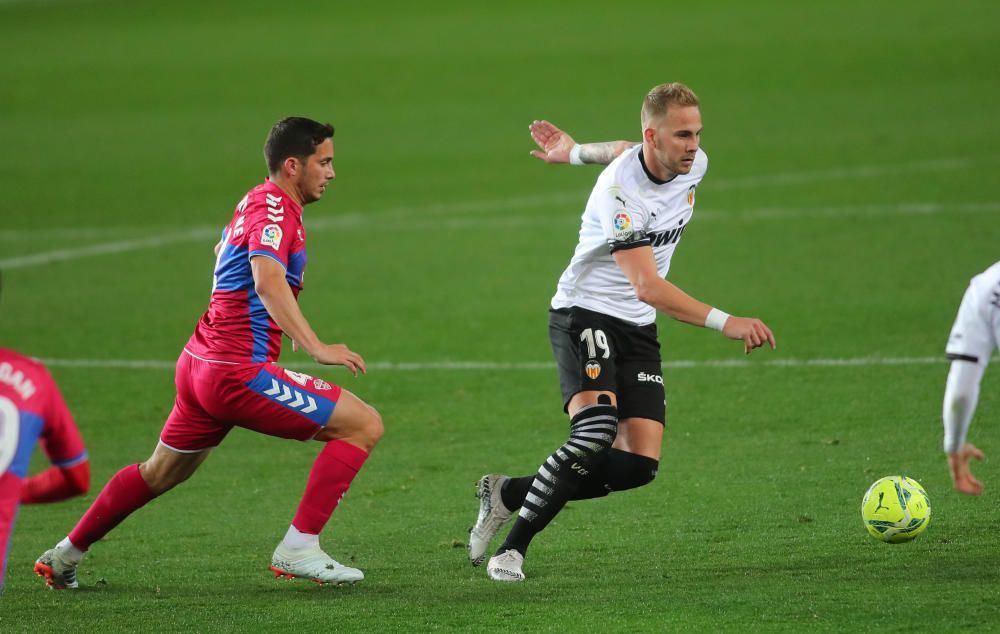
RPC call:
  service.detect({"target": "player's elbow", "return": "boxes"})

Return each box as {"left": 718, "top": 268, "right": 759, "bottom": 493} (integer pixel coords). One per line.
{"left": 254, "top": 279, "right": 269, "bottom": 299}
{"left": 945, "top": 393, "right": 973, "bottom": 421}
{"left": 632, "top": 280, "right": 657, "bottom": 305}
{"left": 67, "top": 461, "right": 91, "bottom": 497}
{"left": 613, "top": 141, "right": 635, "bottom": 157}
{"left": 76, "top": 474, "right": 90, "bottom": 496}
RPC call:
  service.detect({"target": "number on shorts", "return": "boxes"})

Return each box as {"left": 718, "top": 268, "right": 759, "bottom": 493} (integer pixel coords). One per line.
{"left": 0, "top": 396, "right": 20, "bottom": 474}
{"left": 580, "top": 328, "right": 611, "bottom": 359}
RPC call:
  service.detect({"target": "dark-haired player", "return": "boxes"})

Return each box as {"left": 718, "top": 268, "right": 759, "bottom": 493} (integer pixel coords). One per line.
{"left": 35, "top": 117, "right": 383, "bottom": 589}
{"left": 469, "top": 84, "right": 776, "bottom": 581}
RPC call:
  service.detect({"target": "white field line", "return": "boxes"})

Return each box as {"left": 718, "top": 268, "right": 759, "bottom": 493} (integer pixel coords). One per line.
{"left": 0, "top": 158, "right": 986, "bottom": 270}
{"left": 0, "top": 227, "right": 218, "bottom": 270}
{"left": 317, "top": 200, "right": 1000, "bottom": 230}
{"left": 698, "top": 201, "right": 1000, "bottom": 221}
{"left": 36, "top": 355, "right": 949, "bottom": 372}
{"left": 0, "top": 156, "right": 973, "bottom": 241}
{"left": 3, "top": 199, "right": 997, "bottom": 271}
{"left": 709, "top": 157, "right": 969, "bottom": 190}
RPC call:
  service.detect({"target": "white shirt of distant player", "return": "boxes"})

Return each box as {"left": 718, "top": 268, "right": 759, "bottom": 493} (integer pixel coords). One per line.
{"left": 551, "top": 145, "right": 708, "bottom": 325}
{"left": 945, "top": 260, "right": 1000, "bottom": 367}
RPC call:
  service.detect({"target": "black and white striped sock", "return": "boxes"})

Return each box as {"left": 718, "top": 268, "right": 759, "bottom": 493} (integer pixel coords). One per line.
{"left": 497, "top": 397, "right": 618, "bottom": 556}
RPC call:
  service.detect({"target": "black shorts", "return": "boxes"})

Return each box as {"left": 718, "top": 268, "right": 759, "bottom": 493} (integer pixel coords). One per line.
{"left": 548, "top": 306, "right": 665, "bottom": 424}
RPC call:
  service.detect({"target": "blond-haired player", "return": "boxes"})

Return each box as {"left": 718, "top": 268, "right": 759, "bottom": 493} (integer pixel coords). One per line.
{"left": 469, "top": 84, "right": 776, "bottom": 581}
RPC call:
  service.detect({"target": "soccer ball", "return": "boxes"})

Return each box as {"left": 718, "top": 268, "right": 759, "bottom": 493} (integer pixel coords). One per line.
{"left": 861, "top": 476, "right": 931, "bottom": 543}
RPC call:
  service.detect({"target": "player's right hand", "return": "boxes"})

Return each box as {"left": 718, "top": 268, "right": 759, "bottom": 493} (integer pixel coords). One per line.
{"left": 948, "top": 443, "right": 985, "bottom": 496}
{"left": 311, "top": 344, "right": 366, "bottom": 376}
{"left": 722, "top": 316, "right": 776, "bottom": 355}
{"left": 529, "top": 120, "right": 576, "bottom": 164}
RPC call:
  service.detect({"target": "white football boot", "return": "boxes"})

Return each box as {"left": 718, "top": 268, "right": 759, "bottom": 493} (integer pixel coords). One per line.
{"left": 487, "top": 549, "right": 525, "bottom": 582}
{"left": 468, "top": 474, "right": 513, "bottom": 567}
{"left": 270, "top": 543, "right": 364, "bottom": 585}
{"left": 34, "top": 547, "right": 80, "bottom": 589}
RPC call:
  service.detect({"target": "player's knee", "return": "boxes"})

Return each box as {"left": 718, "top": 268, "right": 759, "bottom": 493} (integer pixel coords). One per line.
{"left": 328, "top": 404, "right": 382, "bottom": 451}
{"left": 569, "top": 395, "right": 618, "bottom": 455}
{"left": 606, "top": 449, "right": 658, "bottom": 491}
{"left": 361, "top": 405, "right": 384, "bottom": 448}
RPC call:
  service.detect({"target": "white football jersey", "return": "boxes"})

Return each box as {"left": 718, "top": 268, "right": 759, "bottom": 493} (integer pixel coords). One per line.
{"left": 946, "top": 260, "right": 1000, "bottom": 367}
{"left": 551, "top": 145, "right": 708, "bottom": 325}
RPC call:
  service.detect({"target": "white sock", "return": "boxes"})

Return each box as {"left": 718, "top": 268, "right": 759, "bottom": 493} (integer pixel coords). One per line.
{"left": 56, "top": 537, "right": 85, "bottom": 564}
{"left": 281, "top": 525, "right": 319, "bottom": 551}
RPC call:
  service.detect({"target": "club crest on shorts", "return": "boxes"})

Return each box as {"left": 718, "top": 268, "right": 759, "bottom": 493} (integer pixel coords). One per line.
{"left": 613, "top": 212, "right": 633, "bottom": 240}
{"left": 585, "top": 361, "right": 602, "bottom": 380}
{"left": 313, "top": 378, "right": 333, "bottom": 391}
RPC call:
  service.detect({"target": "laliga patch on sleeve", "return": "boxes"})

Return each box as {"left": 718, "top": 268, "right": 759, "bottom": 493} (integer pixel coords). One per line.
{"left": 260, "top": 224, "right": 283, "bottom": 249}
{"left": 613, "top": 212, "right": 634, "bottom": 240}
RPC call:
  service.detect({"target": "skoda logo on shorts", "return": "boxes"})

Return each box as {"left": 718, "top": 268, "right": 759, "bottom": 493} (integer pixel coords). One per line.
{"left": 585, "top": 361, "right": 602, "bottom": 380}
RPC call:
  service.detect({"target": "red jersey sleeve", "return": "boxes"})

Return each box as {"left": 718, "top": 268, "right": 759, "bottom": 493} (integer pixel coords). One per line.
{"left": 246, "top": 190, "right": 298, "bottom": 270}
{"left": 37, "top": 369, "right": 87, "bottom": 468}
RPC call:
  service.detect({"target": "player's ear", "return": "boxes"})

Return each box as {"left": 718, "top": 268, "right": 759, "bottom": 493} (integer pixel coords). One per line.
{"left": 283, "top": 156, "right": 299, "bottom": 177}
{"left": 642, "top": 127, "right": 657, "bottom": 145}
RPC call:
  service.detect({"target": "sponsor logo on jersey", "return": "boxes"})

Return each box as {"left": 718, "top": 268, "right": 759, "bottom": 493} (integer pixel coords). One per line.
{"left": 284, "top": 370, "right": 312, "bottom": 386}
{"left": 313, "top": 378, "right": 333, "bottom": 391}
{"left": 613, "top": 212, "right": 633, "bottom": 240}
{"left": 687, "top": 185, "right": 696, "bottom": 206}
{"left": 637, "top": 371, "right": 663, "bottom": 384}
{"left": 647, "top": 219, "right": 687, "bottom": 248}
{"left": 585, "top": 361, "right": 602, "bottom": 380}
{"left": 261, "top": 224, "right": 283, "bottom": 249}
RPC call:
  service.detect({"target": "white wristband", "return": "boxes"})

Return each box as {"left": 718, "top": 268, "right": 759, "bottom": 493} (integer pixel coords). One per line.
{"left": 705, "top": 308, "right": 730, "bottom": 332}
{"left": 569, "top": 144, "right": 584, "bottom": 165}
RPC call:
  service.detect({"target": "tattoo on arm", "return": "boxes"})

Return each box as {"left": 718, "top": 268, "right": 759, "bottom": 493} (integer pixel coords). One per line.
{"left": 579, "top": 141, "right": 639, "bottom": 165}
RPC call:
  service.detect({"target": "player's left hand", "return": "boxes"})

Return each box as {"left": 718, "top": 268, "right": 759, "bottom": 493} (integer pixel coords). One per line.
{"left": 311, "top": 343, "right": 367, "bottom": 376}
{"left": 948, "top": 443, "right": 985, "bottom": 495}
{"left": 529, "top": 120, "right": 576, "bottom": 163}
{"left": 722, "top": 316, "right": 776, "bottom": 355}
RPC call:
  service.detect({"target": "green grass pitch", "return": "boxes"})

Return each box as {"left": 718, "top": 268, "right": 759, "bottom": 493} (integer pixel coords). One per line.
{"left": 2, "top": 0, "right": 999, "bottom": 631}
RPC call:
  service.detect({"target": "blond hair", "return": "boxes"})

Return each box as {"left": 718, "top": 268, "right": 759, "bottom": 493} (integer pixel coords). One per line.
{"left": 641, "top": 83, "right": 700, "bottom": 129}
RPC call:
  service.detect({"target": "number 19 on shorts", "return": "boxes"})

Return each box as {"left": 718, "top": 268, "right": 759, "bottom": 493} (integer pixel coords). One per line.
{"left": 580, "top": 328, "right": 610, "bottom": 359}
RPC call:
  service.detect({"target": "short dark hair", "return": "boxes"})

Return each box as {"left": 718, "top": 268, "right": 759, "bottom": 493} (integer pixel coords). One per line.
{"left": 263, "top": 117, "right": 335, "bottom": 175}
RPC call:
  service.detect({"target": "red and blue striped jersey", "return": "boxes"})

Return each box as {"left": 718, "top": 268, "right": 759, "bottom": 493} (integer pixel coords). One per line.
{"left": 185, "top": 179, "right": 307, "bottom": 364}
{"left": 0, "top": 349, "right": 87, "bottom": 480}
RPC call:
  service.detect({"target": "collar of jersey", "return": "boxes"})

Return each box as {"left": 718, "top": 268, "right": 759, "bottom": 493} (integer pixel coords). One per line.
{"left": 637, "top": 149, "right": 677, "bottom": 185}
